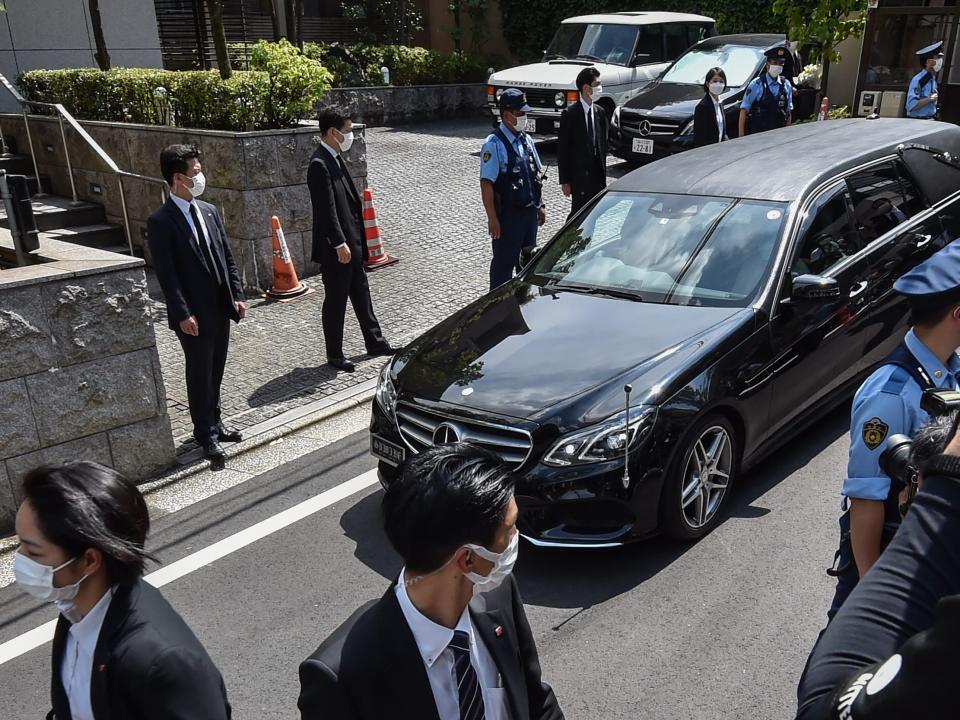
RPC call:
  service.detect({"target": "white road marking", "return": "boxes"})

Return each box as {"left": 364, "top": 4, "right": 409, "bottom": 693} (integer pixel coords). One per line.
{"left": 0, "top": 468, "right": 379, "bottom": 666}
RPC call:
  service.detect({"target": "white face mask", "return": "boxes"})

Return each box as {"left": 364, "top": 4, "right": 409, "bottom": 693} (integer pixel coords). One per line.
{"left": 934, "top": 58, "right": 944, "bottom": 73}
{"left": 14, "top": 553, "right": 88, "bottom": 621}
{"left": 338, "top": 130, "right": 354, "bottom": 153}
{"left": 592, "top": 84, "right": 603, "bottom": 97}
{"left": 185, "top": 171, "right": 206, "bottom": 198}
{"left": 768, "top": 64, "right": 783, "bottom": 78}
{"left": 709, "top": 81, "right": 725, "bottom": 96}
{"left": 463, "top": 531, "right": 519, "bottom": 596}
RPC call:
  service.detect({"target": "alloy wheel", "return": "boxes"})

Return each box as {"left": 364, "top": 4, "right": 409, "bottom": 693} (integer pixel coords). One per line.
{"left": 679, "top": 425, "right": 733, "bottom": 529}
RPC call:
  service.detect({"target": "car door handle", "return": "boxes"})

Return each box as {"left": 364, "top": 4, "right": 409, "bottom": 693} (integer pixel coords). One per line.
{"left": 849, "top": 281, "right": 869, "bottom": 298}
{"left": 911, "top": 233, "right": 933, "bottom": 249}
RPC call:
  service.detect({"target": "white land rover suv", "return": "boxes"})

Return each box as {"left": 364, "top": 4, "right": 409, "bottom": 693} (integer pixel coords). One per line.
{"left": 487, "top": 12, "right": 716, "bottom": 135}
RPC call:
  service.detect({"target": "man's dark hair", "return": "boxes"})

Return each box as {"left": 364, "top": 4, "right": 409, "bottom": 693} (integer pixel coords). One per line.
{"left": 382, "top": 443, "right": 516, "bottom": 574}
{"left": 159, "top": 144, "right": 201, "bottom": 187}
{"left": 318, "top": 110, "right": 349, "bottom": 136}
{"left": 576, "top": 67, "right": 601, "bottom": 95}
{"left": 703, "top": 67, "right": 727, "bottom": 93}
{"left": 911, "top": 411, "right": 959, "bottom": 474}
{"left": 22, "top": 462, "right": 154, "bottom": 586}
{"left": 909, "top": 291, "right": 960, "bottom": 327}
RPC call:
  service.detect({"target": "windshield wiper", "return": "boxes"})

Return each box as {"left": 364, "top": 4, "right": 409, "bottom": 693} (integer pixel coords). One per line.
{"left": 574, "top": 53, "right": 604, "bottom": 62}
{"left": 552, "top": 283, "right": 644, "bottom": 301}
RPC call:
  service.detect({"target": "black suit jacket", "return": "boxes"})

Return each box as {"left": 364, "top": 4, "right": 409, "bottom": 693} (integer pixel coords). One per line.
{"left": 147, "top": 197, "right": 244, "bottom": 330}
{"left": 557, "top": 101, "right": 607, "bottom": 190}
{"left": 308, "top": 147, "right": 368, "bottom": 270}
{"left": 298, "top": 575, "right": 564, "bottom": 720}
{"left": 693, "top": 94, "right": 730, "bottom": 148}
{"left": 47, "top": 580, "right": 231, "bottom": 720}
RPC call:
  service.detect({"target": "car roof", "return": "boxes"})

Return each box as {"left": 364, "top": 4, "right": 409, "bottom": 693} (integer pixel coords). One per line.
{"left": 611, "top": 119, "right": 960, "bottom": 203}
{"left": 694, "top": 33, "right": 786, "bottom": 49}
{"left": 562, "top": 12, "right": 715, "bottom": 26}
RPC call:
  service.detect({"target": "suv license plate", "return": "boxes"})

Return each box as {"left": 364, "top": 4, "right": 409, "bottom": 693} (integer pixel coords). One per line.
{"left": 526, "top": 118, "right": 537, "bottom": 132}
{"left": 371, "top": 434, "right": 405, "bottom": 466}
{"left": 632, "top": 138, "right": 654, "bottom": 154}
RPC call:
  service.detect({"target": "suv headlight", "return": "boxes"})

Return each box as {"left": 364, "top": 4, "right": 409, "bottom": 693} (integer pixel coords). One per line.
{"left": 679, "top": 120, "right": 694, "bottom": 136}
{"left": 554, "top": 91, "right": 566, "bottom": 108}
{"left": 375, "top": 360, "right": 398, "bottom": 424}
{"left": 543, "top": 405, "right": 657, "bottom": 466}
{"left": 612, "top": 105, "right": 621, "bottom": 128}
{"left": 495, "top": 88, "right": 505, "bottom": 101}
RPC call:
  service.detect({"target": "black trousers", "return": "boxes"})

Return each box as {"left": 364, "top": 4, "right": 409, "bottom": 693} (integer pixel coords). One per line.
{"left": 321, "top": 257, "right": 387, "bottom": 360}
{"left": 567, "top": 172, "right": 606, "bottom": 219}
{"left": 176, "top": 311, "right": 230, "bottom": 445}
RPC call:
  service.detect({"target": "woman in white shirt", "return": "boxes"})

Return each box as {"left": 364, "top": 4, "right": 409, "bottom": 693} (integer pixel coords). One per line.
{"left": 693, "top": 67, "right": 730, "bottom": 149}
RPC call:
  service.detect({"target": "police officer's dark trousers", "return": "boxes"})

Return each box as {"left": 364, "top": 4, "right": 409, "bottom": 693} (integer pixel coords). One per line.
{"left": 490, "top": 204, "right": 538, "bottom": 289}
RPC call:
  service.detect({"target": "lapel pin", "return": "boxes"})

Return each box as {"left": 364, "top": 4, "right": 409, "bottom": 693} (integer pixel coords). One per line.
{"left": 495, "top": 625, "right": 504, "bottom": 637}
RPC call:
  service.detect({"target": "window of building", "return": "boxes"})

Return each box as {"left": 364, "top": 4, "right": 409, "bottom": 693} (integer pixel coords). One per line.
{"left": 863, "top": 13, "right": 951, "bottom": 86}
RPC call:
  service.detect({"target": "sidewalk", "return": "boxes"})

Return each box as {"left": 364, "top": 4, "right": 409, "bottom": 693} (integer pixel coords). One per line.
{"left": 150, "top": 119, "right": 631, "bottom": 458}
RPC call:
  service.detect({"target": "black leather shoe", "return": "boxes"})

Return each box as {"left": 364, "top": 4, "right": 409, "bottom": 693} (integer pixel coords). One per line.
{"left": 203, "top": 442, "right": 226, "bottom": 470}
{"left": 217, "top": 427, "right": 243, "bottom": 443}
{"left": 366, "top": 345, "right": 399, "bottom": 358}
{"left": 328, "top": 357, "right": 356, "bottom": 373}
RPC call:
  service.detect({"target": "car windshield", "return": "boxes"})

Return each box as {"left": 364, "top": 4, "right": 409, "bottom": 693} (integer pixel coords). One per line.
{"left": 544, "top": 23, "right": 639, "bottom": 65}
{"left": 661, "top": 45, "right": 765, "bottom": 87}
{"left": 529, "top": 192, "right": 787, "bottom": 307}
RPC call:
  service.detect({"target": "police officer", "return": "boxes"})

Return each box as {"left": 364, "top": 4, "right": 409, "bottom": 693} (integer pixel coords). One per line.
{"left": 827, "top": 240, "right": 960, "bottom": 619}
{"left": 906, "top": 41, "right": 944, "bottom": 120}
{"left": 480, "top": 88, "right": 546, "bottom": 290}
{"left": 738, "top": 44, "right": 794, "bottom": 137}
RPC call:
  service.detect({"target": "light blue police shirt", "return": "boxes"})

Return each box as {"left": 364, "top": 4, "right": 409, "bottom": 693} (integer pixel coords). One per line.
{"left": 741, "top": 73, "right": 794, "bottom": 113}
{"left": 842, "top": 328, "right": 960, "bottom": 501}
{"left": 479, "top": 124, "right": 543, "bottom": 184}
{"left": 906, "top": 70, "right": 938, "bottom": 119}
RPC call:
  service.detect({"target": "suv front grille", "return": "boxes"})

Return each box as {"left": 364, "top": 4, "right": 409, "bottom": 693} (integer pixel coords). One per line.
{"left": 522, "top": 89, "right": 560, "bottom": 110}
{"left": 620, "top": 112, "right": 680, "bottom": 137}
{"left": 396, "top": 403, "right": 534, "bottom": 468}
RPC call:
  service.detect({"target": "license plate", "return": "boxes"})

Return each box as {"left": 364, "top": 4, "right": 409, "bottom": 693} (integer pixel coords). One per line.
{"left": 526, "top": 118, "right": 537, "bottom": 132}
{"left": 371, "top": 434, "right": 405, "bottom": 466}
{"left": 632, "top": 138, "right": 654, "bottom": 155}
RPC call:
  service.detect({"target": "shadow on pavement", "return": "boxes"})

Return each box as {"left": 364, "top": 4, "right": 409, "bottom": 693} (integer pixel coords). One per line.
{"left": 247, "top": 361, "right": 364, "bottom": 408}
{"left": 340, "top": 490, "right": 401, "bottom": 581}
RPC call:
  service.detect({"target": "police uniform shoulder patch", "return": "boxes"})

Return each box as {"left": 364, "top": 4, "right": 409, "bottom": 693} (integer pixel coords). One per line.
{"left": 482, "top": 151, "right": 492, "bottom": 162}
{"left": 863, "top": 417, "right": 889, "bottom": 451}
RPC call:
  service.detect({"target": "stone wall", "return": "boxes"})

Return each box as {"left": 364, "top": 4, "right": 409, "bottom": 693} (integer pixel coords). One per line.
{"left": 317, "top": 83, "right": 488, "bottom": 126}
{"left": 0, "top": 114, "right": 369, "bottom": 292}
{"left": 0, "top": 235, "right": 174, "bottom": 532}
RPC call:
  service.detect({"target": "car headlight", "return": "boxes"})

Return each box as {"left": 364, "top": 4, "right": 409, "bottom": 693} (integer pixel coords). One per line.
{"left": 554, "top": 91, "right": 565, "bottom": 108}
{"left": 612, "top": 105, "right": 621, "bottom": 128}
{"left": 543, "top": 405, "right": 657, "bottom": 466}
{"left": 375, "top": 360, "right": 398, "bottom": 424}
{"left": 679, "top": 120, "right": 694, "bottom": 136}
{"left": 495, "top": 88, "right": 505, "bottom": 101}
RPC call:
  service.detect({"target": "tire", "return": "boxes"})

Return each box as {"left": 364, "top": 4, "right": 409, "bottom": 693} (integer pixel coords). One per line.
{"left": 659, "top": 414, "right": 739, "bottom": 540}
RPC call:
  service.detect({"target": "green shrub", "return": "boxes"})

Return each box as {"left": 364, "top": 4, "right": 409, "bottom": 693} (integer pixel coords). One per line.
{"left": 249, "top": 39, "right": 333, "bottom": 128}
{"left": 302, "top": 42, "right": 490, "bottom": 87}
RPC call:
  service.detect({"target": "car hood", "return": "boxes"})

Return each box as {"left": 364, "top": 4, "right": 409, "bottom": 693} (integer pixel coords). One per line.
{"left": 395, "top": 282, "right": 751, "bottom": 420}
{"left": 490, "top": 61, "right": 603, "bottom": 89}
{"left": 622, "top": 82, "right": 714, "bottom": 119}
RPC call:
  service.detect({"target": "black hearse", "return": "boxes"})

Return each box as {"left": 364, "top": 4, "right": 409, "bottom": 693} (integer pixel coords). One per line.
{"left": 610, "top": 33, "right": 813, "bottom": 163}
{"left": 371, "top": 119, "right": 960, "bottom": 547}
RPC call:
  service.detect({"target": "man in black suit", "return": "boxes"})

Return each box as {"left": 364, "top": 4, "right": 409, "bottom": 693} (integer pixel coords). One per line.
{"left": 309, "top": 111, "right": 395, "bottom": 373}
{"left": 13, "top": 462, "right": 231, "bottom": 719}
{"left": 298, "top": 443, "right": 565, "bottom": 720}
{"left": 148, "top": 145, "right": 245, "bottom": 469}
{"left": 557, "top": 67, "right": 608, "bottom": 218}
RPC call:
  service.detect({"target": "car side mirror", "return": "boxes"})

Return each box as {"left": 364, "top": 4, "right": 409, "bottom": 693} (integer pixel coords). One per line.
{"left": 519, "top": 245, "right": 538, "bottom": 268}
{"left": 791, "top": 274, "right": 840, "bottom": 302}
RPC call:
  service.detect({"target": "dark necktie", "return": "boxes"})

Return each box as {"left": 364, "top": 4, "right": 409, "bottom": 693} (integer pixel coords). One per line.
{"left": 449, "top": 630, "right": 485, "bottom": 720}
{"left": 587, "top": 106, "right": 595, "bottom": 150}
{"left": 336, "top": 156, "right": 357, "bottom": 201}
{"left": 189, "top": 203, "right": 222, "bottom": 285}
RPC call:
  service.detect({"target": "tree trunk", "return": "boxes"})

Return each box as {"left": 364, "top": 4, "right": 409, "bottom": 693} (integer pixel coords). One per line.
{"left": 452, "top": 1, "right": 462, "bottom": 52}
{"left": 284, "top": 0, "right": 297, "bottom": 43}
{"left": 205, "top": 0, "right": 233, "bottom": 79}
{"left": 269, "top": 0, "right": 282, "bottom": 41}
{"left": 295, "top": 0, "right": 304, "bottom": 51}
{"left": 88, "top": 0, "right": 111, "bottom": 70}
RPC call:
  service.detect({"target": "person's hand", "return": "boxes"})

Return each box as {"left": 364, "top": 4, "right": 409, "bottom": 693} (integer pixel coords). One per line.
{"left": 488, "top": 216, "right": 501, "bottom": 240}
{"left": 179, "top": 316, "right": 199, "bottom": 336}
{"left": 336, "top": 245, "right": 352, "bottom": 264}
{"left": 562, "top": 184, "right": 572, "bottom": 197}
{"left": 235, "top": 301, "right": 247, "bottom": 320}
{"left": 931, "top": 93, "right": 939, "bottom": 102}
{"left": 538, "top": 207, "right": 546, "bottom": 227}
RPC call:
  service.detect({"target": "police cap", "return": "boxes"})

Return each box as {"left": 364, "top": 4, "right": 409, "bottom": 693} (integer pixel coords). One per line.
{"left": 764, "top": 44, "right": 789, "bottom": 62}
{"left": 917, "top": 40, "right": 945, "bottom": 62}
{"left": 894, "top": 240, "right": 960, "bottom": 304}
{"left": 498, "top": 88, "right": 533, "bottom": 113}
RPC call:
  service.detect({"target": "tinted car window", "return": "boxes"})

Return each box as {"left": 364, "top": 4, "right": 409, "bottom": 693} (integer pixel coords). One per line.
{"left": 529, "top": 192, "right": 787, "bottom": 307}
{"left": 545, "top": 23, "right": 639, "bottom": 65}
{"left": 663, "top": 23, "right": 689, "bottom": 60}
{"left": 847, "top": 161, "right": 919, "bottom": 247}
{"left": 687, "top": 24, "right": 711, "bottom": 47}
{"left": 791, "top": 184, "right": 856, "bottom": 279}
{"left": 634, "top": 25, "right": 663, "bottom": 63}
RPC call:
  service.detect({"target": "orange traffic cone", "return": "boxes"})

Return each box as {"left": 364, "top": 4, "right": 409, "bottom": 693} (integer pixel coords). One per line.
{"left": 264, "top": 215, "right": 313, "bottom": 301}
{"left": 362, "top": 187, "right": 399, "bottom": 271}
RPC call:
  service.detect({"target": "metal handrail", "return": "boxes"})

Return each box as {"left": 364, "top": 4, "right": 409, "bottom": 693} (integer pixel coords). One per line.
{"left": 0, "top": 73, "right": 169, "bottom": 254}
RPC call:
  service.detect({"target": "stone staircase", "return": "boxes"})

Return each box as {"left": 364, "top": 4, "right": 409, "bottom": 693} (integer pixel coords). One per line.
{"left": 0, "top": 151, "right": 130, "bottom": 255}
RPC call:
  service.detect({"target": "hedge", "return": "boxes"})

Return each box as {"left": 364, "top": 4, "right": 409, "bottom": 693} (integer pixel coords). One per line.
{"left": 19, "top": 41, "right": 332, "bottom": 131}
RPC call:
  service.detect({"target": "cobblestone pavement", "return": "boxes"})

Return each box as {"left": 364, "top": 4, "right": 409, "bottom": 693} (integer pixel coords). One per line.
{"left": 151, "top": 119, "right": 634, "bottom": 454}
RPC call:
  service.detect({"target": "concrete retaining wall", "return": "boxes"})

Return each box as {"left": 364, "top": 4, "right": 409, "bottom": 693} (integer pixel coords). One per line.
{"left": 0, "top": 236, "right": 175, "bottom": 532}
{"left": 317, "top": 83, "right": 488, "bottom": 126}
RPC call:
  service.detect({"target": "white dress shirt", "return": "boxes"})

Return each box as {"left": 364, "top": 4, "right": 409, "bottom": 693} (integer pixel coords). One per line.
{"left": 396, "top": 571, "right": 510, "bottom": 720}
{"left": 170, "top": 192, "right": 215, "bottom": 257}
{"left": 712, "top": 95, "right": 725, "bottom": 142}
{"left": 320, "top": 140, "right": 348, "bottom": 250}
{"left": 61, "top": 588, "right": 114, "bottom": 720}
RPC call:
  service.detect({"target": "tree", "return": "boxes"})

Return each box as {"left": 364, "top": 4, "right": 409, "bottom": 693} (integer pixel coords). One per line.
{"left": 205, "top": 0, "right": 233, "bottom": 79}
{"left": 269, "top": 0, "right": 282, "bottom": 41}
{"left": 88, "top": 0, "right": 110, "bottom": 70}
{"left": 773, "top": 0, "right": 868, "bottom": 102}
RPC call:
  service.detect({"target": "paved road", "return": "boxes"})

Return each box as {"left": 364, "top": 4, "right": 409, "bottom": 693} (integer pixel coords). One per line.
{"left": 0, "top": 399, "right": 849, "bottom": 719}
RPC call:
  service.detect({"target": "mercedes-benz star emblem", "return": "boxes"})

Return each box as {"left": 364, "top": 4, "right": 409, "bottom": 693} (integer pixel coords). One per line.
{"left": 639, "top": 120, "right": 652, "bottom": 137}
{"left": 433, "top": 422, "right": 463, "bottom": 445}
